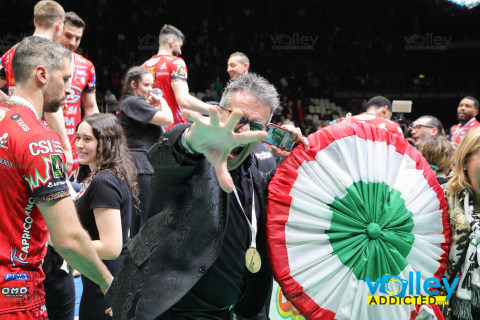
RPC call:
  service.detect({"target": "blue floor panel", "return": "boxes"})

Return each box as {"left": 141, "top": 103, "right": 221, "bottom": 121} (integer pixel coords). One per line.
{"left": 74, "top": 275, "right": 82, "bottom": 318}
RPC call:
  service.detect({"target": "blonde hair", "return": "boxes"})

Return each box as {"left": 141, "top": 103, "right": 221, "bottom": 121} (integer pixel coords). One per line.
{"left": 417, "top": 137, "right": 454, "bottom": 173}
{"left": 34, "top": 0, "right": 65, "bottom": 27}
{"left": 447, "top": 129, "right": 480, "bottom": 196}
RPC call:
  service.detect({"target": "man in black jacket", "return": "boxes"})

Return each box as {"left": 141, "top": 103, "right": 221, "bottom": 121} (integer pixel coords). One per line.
{"left": 227, "top": 52, "right": 277, "bottom": 174}
{"left": 106, "top": 73, "right": 308, "bottom": 320}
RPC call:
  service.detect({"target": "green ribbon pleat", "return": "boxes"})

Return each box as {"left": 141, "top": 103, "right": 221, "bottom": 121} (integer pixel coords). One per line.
{"left": 325, "top": 181, "right": 415, "bottom": 281}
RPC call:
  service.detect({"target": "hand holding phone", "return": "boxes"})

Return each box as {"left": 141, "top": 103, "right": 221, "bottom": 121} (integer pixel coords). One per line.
{"left": 262, "top": 123, "right": 296, "bottom": 151}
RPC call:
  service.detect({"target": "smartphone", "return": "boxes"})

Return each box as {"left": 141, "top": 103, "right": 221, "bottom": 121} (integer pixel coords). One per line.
{"left": 391, "top": 100, "right": 412, "bottom": 113}
{"left": 262, "top": 123, "right": 296, "bottom": 151}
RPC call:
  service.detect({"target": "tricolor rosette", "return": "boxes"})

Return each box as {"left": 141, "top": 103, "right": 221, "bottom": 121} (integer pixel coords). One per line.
{"left": 267, "top": 122, "right": 450, "bottom": 320}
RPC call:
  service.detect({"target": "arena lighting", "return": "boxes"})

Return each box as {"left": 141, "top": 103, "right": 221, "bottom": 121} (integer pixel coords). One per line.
{"left": 447, "top": 0, "right": 480, "bottom": 8}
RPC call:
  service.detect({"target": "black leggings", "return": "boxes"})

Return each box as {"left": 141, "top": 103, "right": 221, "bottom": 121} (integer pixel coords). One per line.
{"left": 130, "top": 173, "right": 152, "bottom": 237}
{"left": 44, "top": 271, "right": 75, "bottom": 320}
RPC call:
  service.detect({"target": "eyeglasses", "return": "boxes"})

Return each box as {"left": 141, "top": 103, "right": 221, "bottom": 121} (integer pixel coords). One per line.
{"left": 219, "top": 106, "right": 268, "bottom": 132}
{"left": 411, "top": 124, "right": 434, "bottom": 131}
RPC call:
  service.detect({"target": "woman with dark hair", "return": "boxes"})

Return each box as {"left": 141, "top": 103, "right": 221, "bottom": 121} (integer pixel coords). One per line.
{"left": 118, "top": 66, "right": 173, "bottom": 237}
{"left": 75, "top": 113, "right": 139, "bottom": 319}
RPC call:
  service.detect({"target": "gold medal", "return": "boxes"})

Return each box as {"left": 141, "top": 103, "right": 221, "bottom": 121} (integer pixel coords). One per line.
{"left": 245, "top": 246, "right": 261, "bottom": 273}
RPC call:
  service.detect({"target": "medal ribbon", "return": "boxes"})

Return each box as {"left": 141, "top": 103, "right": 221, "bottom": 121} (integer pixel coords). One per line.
{"left": 232, "top": 180, "right": 257, "bottom": 249}
{"left": 9, "top": 96, "right": 39, "bottom": 119}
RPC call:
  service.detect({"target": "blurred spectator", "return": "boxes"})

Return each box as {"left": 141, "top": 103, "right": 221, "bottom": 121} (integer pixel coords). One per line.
{"left": 213, "top": 76, "right": 224, "bottom": 94}
{"left": 104, "top": 89, "right": 118, "bottom": 114}
{"left": 417, "top": 137, "right": 454, "bottom": 184}
{"left": 208, "top": 83, "right": 220, "bottom": 101}
{"left": 410, "top": 115, "right": 444, "bottom": 147}
{"left": 451, "top": 96, "right": 480, "bottom": 148}
{"left": 202, "top": 89, "right": 216, "bottom": 102}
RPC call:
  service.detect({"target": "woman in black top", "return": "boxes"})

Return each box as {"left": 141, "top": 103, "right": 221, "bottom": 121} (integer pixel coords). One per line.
{"left": 118, "top": 66, "right": 173, "bottom": 236}
{"left": 75, "top": 113, "right": 139, "bottom": 320}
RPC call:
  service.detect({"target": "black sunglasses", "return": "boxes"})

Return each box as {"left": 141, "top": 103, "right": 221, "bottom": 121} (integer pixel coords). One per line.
{"left": 219, "top": 106, "right": 267, "bottom": 132}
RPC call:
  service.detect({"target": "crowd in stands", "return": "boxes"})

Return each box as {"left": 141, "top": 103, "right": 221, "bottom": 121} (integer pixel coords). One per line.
{"left": 2, "top": 0, "right": 479, "bottom": 131}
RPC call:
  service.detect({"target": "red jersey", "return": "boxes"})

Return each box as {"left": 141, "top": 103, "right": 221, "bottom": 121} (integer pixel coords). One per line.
{"left": 338, "top": 113, "right": 404, "bottom": 137}
{"left": 42, "top": 52, "right": 96, "bottom": 180}
{"left": 0, "top": 100, "right": 70, "bottom": 314}
{"left": 0, "top": 44, "right": 18, "bottom": 96}
{"left": 451, "top": 118, "right": 480, "bottom": 148}
{"left": 1, "top": 46, "right": 95, "bottom": 180}
{"left": 141, "top": 54, "right": 188, "bottom": 129}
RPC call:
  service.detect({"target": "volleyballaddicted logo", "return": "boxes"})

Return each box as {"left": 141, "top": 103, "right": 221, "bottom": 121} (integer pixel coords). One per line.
{"left": 378, "top": 275, "right": 408, "bottom": 298}
{"left": 137, "top": 35, "right": 158, "bottom": 51}
{"left": 0, "top": 33, "right": 28, "bottom": 50}
{"left": 404, "top": 33, "right": 452, "bottom": 51}
{"left": 366, "top": 271, "right": 458, "bottom": 305}
{"left": 271, "top": 33, "right": 318, "bottom": 51}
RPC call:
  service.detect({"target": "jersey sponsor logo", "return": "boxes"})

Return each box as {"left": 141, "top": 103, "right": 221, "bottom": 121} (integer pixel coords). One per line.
{"left": 18, "top": 197, "right": 35, "bottom": 263}
{"left": 33, "top": 306, "right": 47, "bottom": 319}
{"left": 87, "top": 75, "right": 96, "bottom": 89}
{"left": 176, "top": 109, "right": 185, "bottom": 122}
{"left": 50, "top": 154, "right": 66, "bottom": 179}
{"left": 75, "top": 70, "right": 87, "bottom": 76}
{"left": 1, "top": 286, "right": 28, "bottom": 297}
{"left": 0, "top": 157, "right": 13, "bottom": 167}
{"left": 65, "top": 128, "right": 75, "bottom": 135}
{"left": 172, "top": 65, "right": 186, "bottom": 78}
{"left": 0, "top": 132, "right": 8, "bottom": 150}
{"left": 29, "top": 140, "right": 55, "bottom": 156}
{"left": 255, "top": 151, "right": 273, "bottom": 160}
{"left": 47, "top": 180, "right": 67, "bottom": 188}
{"left": 10, "top": 245, "right": 28, "bottom": 267}
{"left": 4, "top": 273, "right": 29, "bottom": 281}
{"left": 159, "top": 62, "right": 167, "bottom": 69}
{"left": 23, "top": 153, "right": 66, "bottom": 192}
{"left": 14, "top": 117, "right": 30, "bottom": 131}
{"left": 52, "top": 140, "right": 64, "bottom": 154}
{"left": 66, "top": 85, "right": 82, "bottom": 104}
{"left": 64, "top": 116, "right": 75, "bottom": 127}
{"left": 64, "top": 106, "right": 78, "bottom": 115}
{"left": 10, "top": 113, "right": 20, "bottom": 120}
{"left": 156, "top": 72, "right": 170, "bottom": 76}
{"left": 145, "top": 57, "right": 160, "bottom": 67}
